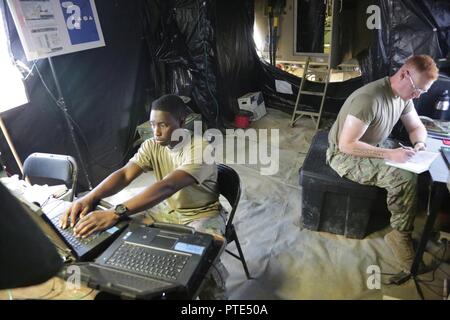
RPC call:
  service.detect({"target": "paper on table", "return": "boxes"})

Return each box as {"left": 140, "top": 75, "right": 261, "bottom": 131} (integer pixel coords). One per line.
{"left": 1, "top": 175, "right": 68, "bottom": 205}
{"left": 385, "top": 151, "right": 440, "bottom": 174}
{"left": 275, "top": 80, "right": 293, "bottom": 94}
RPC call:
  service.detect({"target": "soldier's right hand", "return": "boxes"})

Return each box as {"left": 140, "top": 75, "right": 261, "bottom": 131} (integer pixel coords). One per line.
{"left": 388, "top": 147, "right": 416, "bottom": 163}
{"left": 60, "top": 196, "right": 95, "bottom": 229}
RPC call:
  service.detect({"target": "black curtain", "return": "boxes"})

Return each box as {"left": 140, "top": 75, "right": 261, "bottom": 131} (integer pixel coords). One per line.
{"left": 296, "top": 0, "right": 326, "bottom": 54}
{"left": 360, "top": 0, "right": 450, "bottom": 83}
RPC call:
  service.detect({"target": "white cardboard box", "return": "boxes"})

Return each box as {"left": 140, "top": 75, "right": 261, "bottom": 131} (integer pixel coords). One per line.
{"left": 237, "top": 92, "right": 267, "bottom": 121}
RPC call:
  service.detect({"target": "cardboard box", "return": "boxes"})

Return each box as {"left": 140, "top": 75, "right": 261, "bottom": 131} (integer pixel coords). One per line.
{"left": 237, "top": 92, "right": 267, "bottom": 121}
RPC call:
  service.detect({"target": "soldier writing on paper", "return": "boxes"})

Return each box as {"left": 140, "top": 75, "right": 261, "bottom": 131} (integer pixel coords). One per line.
{"left": 326, "top": 55, "right": 439, "bottom": 272}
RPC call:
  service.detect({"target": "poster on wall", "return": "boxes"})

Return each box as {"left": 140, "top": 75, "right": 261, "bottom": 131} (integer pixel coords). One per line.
{"left": 6, "top": 0, "right": 105, "bottom": 61}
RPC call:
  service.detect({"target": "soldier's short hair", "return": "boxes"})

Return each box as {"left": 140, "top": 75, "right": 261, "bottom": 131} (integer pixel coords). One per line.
{"left": 404, "top": 55, "right": 439, "bottom": 81}
{"left": 151, "top": 95, "right": 189, "bottom": 121}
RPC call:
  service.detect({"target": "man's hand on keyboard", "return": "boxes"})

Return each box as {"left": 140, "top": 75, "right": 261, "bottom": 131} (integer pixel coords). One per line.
{"left": 60, "top": 196, "right": 94, "bottom": 229}
{"left": 73, "top": 210, "right": 119, "bottom": 238}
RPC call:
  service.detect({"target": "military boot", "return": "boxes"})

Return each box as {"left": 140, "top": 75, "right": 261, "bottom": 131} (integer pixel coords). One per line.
{"left": 385, "top": 229, "right": 415, "bottom": 273}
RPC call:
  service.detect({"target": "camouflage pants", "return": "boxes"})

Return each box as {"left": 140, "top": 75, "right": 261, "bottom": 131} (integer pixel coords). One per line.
{"left": 144, "top": 207, "right": 229, "bottom": 300}
{"left": 145, "top": 204, "right": 227, "bottom": 239}
{"left": 327, "top": 149, "right": 418, "bottom": 232}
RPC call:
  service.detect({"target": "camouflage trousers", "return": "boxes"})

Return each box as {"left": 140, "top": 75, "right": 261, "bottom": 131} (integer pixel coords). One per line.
{"left": 143, "top": 207, "right": 229, "bottom": 300}
{"left": 145, "top": 203, "right": 227, "bottom": 239}
{"left": 326, "top": 149, "right": 418, "bottom": 232}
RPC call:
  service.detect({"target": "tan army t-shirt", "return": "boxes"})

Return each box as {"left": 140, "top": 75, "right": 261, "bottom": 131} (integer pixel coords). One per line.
{"left": 329, "top": 77, "right": 414, "bottom": 150}
{"left": 130, "top": 129, "right": 220, "bottom": 224}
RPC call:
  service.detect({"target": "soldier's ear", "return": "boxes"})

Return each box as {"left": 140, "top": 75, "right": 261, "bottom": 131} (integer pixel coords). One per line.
{"left": 400, "top": 69, "right": 407, "bottom": 80}
{"left": 179, "top": 117, "right": 185, "bottom": 128}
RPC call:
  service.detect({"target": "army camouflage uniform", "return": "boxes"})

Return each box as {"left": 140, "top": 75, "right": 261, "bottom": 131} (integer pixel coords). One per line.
{"left": 145, "top": 201, "right": 227, "bottom": 238}
{"left": 327, "top": 76, "right": 418, "bottom": 232}
{"left": 326, "top": 147, "right": 417, "bottom": 232}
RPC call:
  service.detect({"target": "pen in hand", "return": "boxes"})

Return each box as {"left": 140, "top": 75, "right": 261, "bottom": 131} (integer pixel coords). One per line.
{"left": 399, "top": 142, "right": 415, "bottom": 151}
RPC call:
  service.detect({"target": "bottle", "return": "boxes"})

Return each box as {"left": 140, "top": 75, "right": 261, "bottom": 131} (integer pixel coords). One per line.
{"left": 434, "top": 90, "right": 450, "bottom": 121}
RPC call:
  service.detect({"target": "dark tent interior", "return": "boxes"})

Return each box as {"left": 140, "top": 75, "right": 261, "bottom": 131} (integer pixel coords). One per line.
{"left": 0, "top": 0, "right": 450, "bottom": 301}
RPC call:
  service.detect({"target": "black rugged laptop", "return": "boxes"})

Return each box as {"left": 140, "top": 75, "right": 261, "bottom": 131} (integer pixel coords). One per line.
{"left": 18, "top": 195, "right": 128, "bottom": 262}
{"left": 70, "top": 223, "right": 220, "bottom": 299}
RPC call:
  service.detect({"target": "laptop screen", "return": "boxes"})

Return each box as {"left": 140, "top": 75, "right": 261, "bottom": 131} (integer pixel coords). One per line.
{"left": 11, "top": 191, "right": 72, "bottom": 257}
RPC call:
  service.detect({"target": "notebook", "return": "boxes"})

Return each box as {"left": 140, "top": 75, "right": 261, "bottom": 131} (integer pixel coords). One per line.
{"left": 385, "top": 151, "right": 440, "bottom": 174}
{"left": 69, "top": 223, "right": 220, "bottom": 299}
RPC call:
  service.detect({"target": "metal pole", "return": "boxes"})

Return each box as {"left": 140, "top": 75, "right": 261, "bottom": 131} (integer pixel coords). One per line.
{"left": 0, "top": 116, "right": 24, "bottom": 176}
{"left": 48, "top": 57, "right": 93, "bottom": 190}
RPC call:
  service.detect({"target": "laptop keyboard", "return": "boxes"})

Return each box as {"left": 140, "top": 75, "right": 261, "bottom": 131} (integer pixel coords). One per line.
{"left": 51, "top": 216, "right": 99, "bottom": 249}
{"left": 105, "top": 243, "right": 189, "bottom": 281}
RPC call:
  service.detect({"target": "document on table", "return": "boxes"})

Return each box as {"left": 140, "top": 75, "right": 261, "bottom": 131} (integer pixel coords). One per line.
{"left": 0, "top": 175, "right": 67, "bottom": 206}
{"left": 385, "top": 151, "right": 440, "bottom": 174}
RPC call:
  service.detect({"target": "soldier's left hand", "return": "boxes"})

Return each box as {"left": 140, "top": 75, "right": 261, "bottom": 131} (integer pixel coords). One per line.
{"left": 414, "top": 142, "right": 426, "bottom": 152}
{"left": 73, "top": 210, "right": 119, "bottom": 238}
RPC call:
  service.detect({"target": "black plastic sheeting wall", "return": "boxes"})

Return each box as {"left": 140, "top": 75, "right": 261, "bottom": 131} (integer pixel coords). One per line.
{"left": 296, "top": 0, "right": 326, "bottom": 54}
{"left": 152, "top": 0, "right": 264, "bottom": 127}
{"left": 148, "top": 0, "right": 221, "bottom": 127}
{"left": 360, "top": 0, "right": 450, "bottom": 83}
{"left": 260, "top": 60, "right": 363, "bottom": 116}
{"left": 358, "top": 0, "right": 450, "bottom": 137}
{"left": 214, "top": 0, "right": 263, "bottom": 124}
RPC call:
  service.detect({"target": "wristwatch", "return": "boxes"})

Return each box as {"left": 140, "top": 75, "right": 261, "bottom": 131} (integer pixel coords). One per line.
{"left": 114, "top": 204, "right": 129, "bottom": 221}
{"left": 413, "top": 141, "right": 427, "bottom": 148}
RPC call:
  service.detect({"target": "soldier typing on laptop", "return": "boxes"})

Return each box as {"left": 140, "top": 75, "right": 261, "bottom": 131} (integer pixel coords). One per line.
{"left": 60, "top": 94, "right": 228, "bottom": 299}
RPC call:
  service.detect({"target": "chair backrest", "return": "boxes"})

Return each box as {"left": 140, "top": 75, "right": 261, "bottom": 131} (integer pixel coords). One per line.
{"left": 216, "top": 163, "right": 241, "bottom": 233}
{"left": 23, "top": 152, "right": 78, "bottom": 201}
{"left": 217, "top": 164, "right": 252, "bottom": 279}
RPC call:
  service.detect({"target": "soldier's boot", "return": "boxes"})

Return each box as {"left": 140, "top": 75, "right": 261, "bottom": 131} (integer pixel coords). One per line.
{"left": 385, "top": 229, "right": 416, "bottom": 273}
